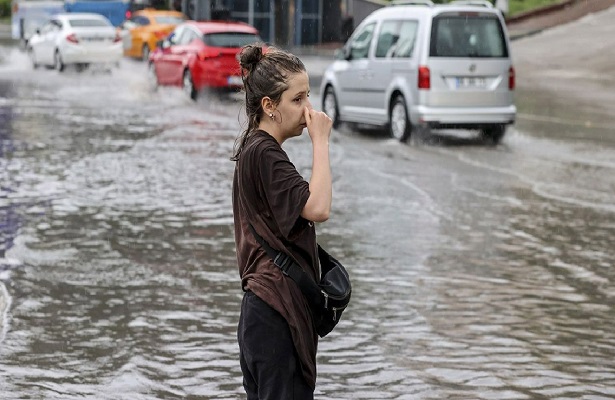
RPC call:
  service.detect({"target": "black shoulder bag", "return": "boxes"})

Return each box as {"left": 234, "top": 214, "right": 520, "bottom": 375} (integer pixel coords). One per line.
{"left": 248, "top": 224, "right": 351, "bottom": 337}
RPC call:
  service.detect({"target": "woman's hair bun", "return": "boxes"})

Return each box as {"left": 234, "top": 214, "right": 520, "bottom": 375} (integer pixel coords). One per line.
{"left": 239, "top": 44, "right": 264, "bottom": 74}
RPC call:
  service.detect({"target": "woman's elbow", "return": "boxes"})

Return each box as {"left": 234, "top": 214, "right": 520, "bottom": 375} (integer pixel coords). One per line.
{"left": 302, "top": 205, "right": 330, "bottom": 223}
{"left": 311, "top": 209, "right": 330, "bottom": 223}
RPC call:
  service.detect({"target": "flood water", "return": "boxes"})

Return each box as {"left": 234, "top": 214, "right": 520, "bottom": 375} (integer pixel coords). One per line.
{"left": 1, "top": 42, "right": 615, "bottom": 399}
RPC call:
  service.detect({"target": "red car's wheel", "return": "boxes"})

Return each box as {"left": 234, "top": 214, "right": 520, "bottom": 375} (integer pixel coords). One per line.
{"left": 183, "top": 69, "right": 197, "bottom": 101}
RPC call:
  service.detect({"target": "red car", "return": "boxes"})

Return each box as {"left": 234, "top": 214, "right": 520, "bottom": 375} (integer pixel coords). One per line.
{"left": 148, "top": 20, "right": 262, "bottom": 100}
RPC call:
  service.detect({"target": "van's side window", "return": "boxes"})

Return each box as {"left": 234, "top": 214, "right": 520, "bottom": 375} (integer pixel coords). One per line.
{"left": 391, "top": 21, "right": 418, "bottom": 58}
{"left": 375, "top": 20, "right": 418, "bottom": 59}
{"left": 349, "top": 23, "right": 375, "bottom": 60}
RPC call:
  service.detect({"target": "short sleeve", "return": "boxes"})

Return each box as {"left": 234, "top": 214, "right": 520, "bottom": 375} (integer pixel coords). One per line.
{"left": 259, "top": 147, "right": 310, "bottom": 238}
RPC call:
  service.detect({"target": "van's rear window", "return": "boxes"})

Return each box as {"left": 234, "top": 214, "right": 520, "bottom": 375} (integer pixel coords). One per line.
{"left": 430, "top": 15, "right": 508, "bottom": 58}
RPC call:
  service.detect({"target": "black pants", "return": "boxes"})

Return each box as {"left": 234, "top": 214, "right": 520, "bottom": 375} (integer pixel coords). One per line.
{"left": 237, "top": 291, "right": 314, "bottom": 400}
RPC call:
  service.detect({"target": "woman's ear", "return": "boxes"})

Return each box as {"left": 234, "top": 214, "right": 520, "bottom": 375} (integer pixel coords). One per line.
{"left": 261, "top": 96, "right": 274, "bottom": 115}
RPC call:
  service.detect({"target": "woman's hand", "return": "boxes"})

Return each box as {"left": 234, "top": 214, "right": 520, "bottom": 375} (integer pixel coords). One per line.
{"left": 304, "top": 107, "right": 332, "bottom": 144}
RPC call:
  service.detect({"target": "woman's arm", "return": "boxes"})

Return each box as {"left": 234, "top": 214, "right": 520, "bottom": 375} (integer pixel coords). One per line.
{"left": 301, "top": 108, "right": 333, "bottom": 222}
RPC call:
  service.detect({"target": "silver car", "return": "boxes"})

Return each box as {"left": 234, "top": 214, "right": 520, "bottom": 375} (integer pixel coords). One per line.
{"left": 27, "top": 13, "right": 123, "bottom": 72}
{"left": 320, "top": 0, "right": 516, "bottom": 143}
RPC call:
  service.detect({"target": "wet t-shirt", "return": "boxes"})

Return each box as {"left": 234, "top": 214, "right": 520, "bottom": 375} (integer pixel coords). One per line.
{"left": 232, "top": 130, "right": 319, "bottom": 388}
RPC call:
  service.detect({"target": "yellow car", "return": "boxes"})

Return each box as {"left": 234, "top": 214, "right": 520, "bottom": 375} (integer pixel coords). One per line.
{"left": 119, "top": 9, "right": 186, "bottom": 61}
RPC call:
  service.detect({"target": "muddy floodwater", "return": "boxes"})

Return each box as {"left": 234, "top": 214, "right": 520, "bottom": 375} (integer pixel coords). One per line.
{"left": 1, "top": 20, "right": 615, "bottom": 400}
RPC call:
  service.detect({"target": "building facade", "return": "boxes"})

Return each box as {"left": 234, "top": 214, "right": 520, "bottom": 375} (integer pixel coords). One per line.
{"left": 179, "top": 0, "right": 347, "bottom": 46}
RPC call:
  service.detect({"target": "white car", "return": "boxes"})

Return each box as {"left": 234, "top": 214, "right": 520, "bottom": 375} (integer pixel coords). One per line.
{"left": 27, "top": 13, "right": 123, "bottom": 72}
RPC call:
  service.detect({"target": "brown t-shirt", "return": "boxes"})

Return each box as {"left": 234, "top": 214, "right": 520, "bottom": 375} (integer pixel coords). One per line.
{"left": 232, "top": 130, "right": 319, "bottom": 388}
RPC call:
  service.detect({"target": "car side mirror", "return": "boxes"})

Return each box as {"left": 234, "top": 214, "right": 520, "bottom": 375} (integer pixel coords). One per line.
{"left": 339, "top": 45, "right": 352, "bottom": 61}
{"left": 160, "top": 39, "right": 172, "bottom": 49}
{"left": 335, "top": 46, "right": 351, "bottom": 61}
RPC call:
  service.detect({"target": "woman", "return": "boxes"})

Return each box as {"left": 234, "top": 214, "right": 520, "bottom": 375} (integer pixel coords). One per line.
{"left": 231, "top": 44, "right": 333, "bottom": 399}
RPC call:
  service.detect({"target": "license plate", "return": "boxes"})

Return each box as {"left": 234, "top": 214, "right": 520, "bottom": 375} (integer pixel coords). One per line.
{"left": 227, "top": 76, "right": 243, "bottom": 86}
{"left": 455, "top": 76, "right": 486, "bottom": 88}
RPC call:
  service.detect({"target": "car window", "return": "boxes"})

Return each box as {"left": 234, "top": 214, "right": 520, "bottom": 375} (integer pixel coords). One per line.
{"left": 168, "top": 26, "right": 184, "bottom": 44}
{"left": 68, "top": 18, "right": 111, "bottom": 28}
{"left": 349, "top": 22, "right": 375, "bottom": 60}
{"left": 41, "top": 20, "right": 59, "bottom": 33}
{"left": 176, "top": 28, "right": 198, "bottom": 45}
{"left": 202, "top": 32, "right": 261, "bottom": 48}
{"left": 390, "top": 20, "right": 418, "bottom": 58}
{"left": 374, "top": 20, "right": 418, "bottom": 58}
{"left": 134, "top": 16, "right": 150, "bottom": 26}
{"left": 154, "top": 16, "right": 186, "bottom": 25}
{"left": 430, "top": 15, "right": 507, "bottom": 58}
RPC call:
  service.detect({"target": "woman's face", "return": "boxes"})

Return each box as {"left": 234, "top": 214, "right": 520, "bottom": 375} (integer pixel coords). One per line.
{"left": 275, "top": 71, "right": 312, "bottom": 139}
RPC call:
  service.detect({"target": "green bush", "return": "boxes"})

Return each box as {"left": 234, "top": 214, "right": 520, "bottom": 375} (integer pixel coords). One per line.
{"left": 0, "top": 0, "right": 11, "bottom": 19}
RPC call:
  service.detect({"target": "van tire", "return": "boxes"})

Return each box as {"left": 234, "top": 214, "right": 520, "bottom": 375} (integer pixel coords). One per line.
{"left": 323, "top": 86, "right": 341, "bottom": 129}
{"left": 389, "top": 95, "right": 411, "bottom": 142}
{"left": 481, "top": 125, "right": 506, "bottom": 144}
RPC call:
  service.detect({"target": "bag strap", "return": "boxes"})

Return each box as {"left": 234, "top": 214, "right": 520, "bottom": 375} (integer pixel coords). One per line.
{"left": 248, "top": 223, "right": 326, "bottom": 309}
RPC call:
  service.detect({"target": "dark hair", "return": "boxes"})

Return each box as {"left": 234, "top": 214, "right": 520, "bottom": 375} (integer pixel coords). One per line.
{"left": 231, "top": 44, "right": 306, "bottom": 161}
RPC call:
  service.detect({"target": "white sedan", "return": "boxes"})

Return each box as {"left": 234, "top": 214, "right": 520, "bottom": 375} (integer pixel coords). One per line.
{"left": 27, "top": 13, "right": 123, "bottom": 72}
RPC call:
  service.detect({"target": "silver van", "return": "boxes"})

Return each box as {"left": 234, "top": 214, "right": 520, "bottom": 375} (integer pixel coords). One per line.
{"left": 320, "top": 0, "right": 516, "bottom": 143}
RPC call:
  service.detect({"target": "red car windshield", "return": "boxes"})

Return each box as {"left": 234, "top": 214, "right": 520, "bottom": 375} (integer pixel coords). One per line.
{"left": 202, "top": 32, "right": 261, "bottom": 48}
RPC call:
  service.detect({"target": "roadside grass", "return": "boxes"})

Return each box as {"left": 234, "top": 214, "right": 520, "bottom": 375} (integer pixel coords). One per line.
{"left": 508, "top": 0, "right": 564, "bottom": 16}
{"left": 393, "top": 0, "right": 566, "bottom": 17}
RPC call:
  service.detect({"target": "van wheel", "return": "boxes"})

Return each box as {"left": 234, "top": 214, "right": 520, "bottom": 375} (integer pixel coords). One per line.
{"left": 142, "top": 44, "right": 150, "bottom": 62}
{"left": 481, "top": 125, "right": 506, "bottom": 144}
{"left": 183, "top": 69, "right": 197, "bottom": 101}
{"left": 389, "top": 95, "right": 411, "bottom": 142}
{"left": 323, "top": 86, "right": 341, "bottom": 129}
{"left": 54, "top": 50, "right": 65, "bottom": 72}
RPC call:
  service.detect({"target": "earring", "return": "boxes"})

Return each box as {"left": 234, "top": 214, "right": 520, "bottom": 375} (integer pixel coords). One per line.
{"left": 269, "top": 113, "right": 274, "bottom": 120}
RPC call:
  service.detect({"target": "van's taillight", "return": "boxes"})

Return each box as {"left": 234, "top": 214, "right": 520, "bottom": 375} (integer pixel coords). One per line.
{"left": 508, "top": 66, "right": 515, "bottom": 90}
{"left": 66, "top": 33, "right": 79, "bottom": 44}
{"left": 418, "top": 65, "right": 430, "bottom": 90}
{"left": 125, "top": 10, "right": 131, "bottom": 19}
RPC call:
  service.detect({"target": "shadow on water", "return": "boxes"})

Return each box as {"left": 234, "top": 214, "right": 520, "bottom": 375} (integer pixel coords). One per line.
{"left": 341, "top": 123, "right": 499, "bottom": 147}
